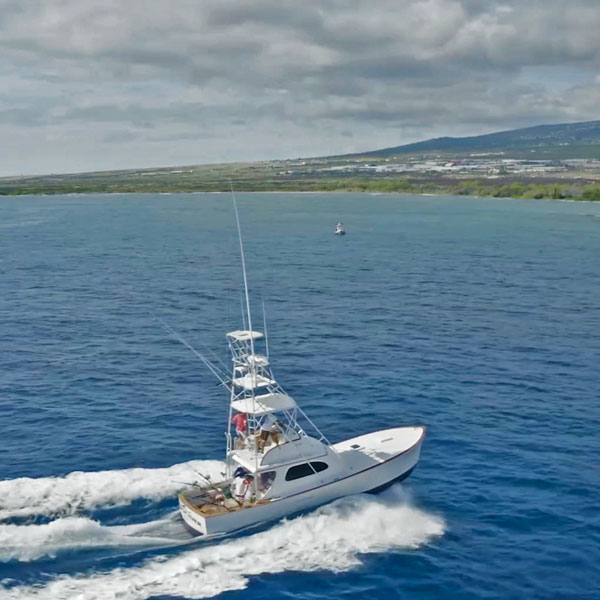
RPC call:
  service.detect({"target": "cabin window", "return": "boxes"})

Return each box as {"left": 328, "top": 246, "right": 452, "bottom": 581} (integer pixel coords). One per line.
{"left": 285, "top": 463, "right": 315, "bottom": 481}
{"left": 259, "top": 470, "right": 276, "bottom": 491}
{"left": 310, "top": 461, "right": 329, "bottom": 473}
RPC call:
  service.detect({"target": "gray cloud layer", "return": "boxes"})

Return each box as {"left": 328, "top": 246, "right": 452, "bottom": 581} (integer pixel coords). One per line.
{"left": 1, "top": 0, "right": 599, "bottom": 175}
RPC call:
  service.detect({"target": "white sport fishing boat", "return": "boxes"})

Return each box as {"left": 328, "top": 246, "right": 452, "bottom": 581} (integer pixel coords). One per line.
{"left": 335, "top": 222, "right": 346, "bottom": 235}
{"left": 177, "top": 201, "right": 425, "bottom": 536}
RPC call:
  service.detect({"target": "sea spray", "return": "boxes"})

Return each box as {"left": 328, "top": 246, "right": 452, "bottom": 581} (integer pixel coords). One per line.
{"left": 0, "top": 514, "right": 190, "bottom": 562}
{"left": 0, "top": 490, "right": 445, "bottom": 600}
{"left": 0, "top": 460, "right": 225, "bottom": 521}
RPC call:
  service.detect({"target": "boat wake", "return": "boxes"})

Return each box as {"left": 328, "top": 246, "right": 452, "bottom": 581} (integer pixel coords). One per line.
{"left": 0, "top": 460, "right": 225, "bottom": 562}
{"left": 0, "top": 486, "right": 445, "bottom": 599}
{"left": 0, "top": 514, "right": 192, "bottom": 563}
{"left": 0, "top": 459, "right": 225, "bottom": 521}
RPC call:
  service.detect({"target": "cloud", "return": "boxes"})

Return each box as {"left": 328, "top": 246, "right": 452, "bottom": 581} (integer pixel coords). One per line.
{"left": 0, "top": 0, "right": 599, "bottom": 175}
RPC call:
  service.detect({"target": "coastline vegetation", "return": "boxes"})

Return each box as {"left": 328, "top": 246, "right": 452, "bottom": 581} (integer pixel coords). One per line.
{"left": 1, "top": 168, "right": 599, "bottom": 201}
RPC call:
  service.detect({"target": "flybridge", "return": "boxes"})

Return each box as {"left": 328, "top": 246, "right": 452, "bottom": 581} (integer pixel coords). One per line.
{"left": 226, "top": 330, "right": 264, "bottom": 342}
{"left": 226, "top": 329, "right": 267, "bottom": 366}
{"left": 231, "top": 392, "right": 296, "bottom": 416}
{"left": 225, "top": 322, "right": 330, "bottom": 477}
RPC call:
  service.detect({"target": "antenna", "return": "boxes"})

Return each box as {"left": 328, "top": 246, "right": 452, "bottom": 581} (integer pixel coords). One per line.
{"left": 230, "top": 180, "right": 255, "bottom": 359}
{"left": 262, "top": 300, "right": 270, "bottom": 359}
{"left": 240, "top": 293, "right": 247, "bottom": 331}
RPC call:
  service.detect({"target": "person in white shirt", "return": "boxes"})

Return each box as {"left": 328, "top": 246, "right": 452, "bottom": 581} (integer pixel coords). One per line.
{"left": 232, "top": 467, "right": 254, "bottom": 503}
{"left": 258, "top": 414, "right": 281, "bottom": 451}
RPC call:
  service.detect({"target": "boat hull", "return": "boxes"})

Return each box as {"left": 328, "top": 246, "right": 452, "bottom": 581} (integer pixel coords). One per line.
{"left": 179, "top": 429, "right": 423, "bottom": 536}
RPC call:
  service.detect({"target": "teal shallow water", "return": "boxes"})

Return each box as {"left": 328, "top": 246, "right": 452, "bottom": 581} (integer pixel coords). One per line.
{"left": 0, "top": 193, "right": 599, "bottom": 599}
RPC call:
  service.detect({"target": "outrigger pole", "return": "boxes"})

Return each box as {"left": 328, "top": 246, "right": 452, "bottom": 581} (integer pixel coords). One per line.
{"left": 152, "top": 314, "right": 231, "bottom": 390}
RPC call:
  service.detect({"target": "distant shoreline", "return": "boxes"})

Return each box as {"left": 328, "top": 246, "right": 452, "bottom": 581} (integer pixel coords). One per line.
{"left": 2, "top": 153, "right": 600, "bottom": 202}
{"left": 1, "top": 187, "right": 599, "bottom": 202}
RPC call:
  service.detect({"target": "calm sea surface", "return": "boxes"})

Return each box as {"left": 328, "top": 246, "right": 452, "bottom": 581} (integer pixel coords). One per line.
{"left": 0, "top": 193, "right": 599, "bottom": 599}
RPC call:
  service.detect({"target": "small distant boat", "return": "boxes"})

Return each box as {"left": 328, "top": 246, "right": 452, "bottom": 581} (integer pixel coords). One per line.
{"left": 176, "top": 199, "right": 424, "bottom": 537}
{"left": 335, "top": 222, "right": 346, "bottom": 235}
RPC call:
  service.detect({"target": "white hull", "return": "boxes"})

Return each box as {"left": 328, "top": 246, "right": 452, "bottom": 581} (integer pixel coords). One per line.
{"left": 179, "top": 426, "right": 424, "bottom": 536}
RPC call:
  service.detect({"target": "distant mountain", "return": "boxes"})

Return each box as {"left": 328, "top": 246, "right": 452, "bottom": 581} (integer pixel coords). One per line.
{"left": 353, "top": 120, "right": 600, "bottom": 159}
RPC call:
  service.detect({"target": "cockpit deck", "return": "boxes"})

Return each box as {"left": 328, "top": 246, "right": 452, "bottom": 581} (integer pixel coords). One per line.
{"left": 180, "top": 489, "right": 272, "bottom": 517}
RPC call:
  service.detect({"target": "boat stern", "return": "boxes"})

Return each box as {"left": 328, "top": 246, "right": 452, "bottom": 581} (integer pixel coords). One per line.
{"left": 178, "top": 493, "right": 208, "bottom": 536}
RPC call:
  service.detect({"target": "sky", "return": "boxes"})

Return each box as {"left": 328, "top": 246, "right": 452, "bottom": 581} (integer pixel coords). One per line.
{"left": 1, "top": 0, "right": 599, "bottom": 176}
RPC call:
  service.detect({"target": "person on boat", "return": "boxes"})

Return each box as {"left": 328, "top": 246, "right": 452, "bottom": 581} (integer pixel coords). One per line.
{"left": 258, "top": 414, "right": 282, "bottom": 451}
{"left": 231, "top": 412, "right": 248, "bottom": 447}
{"left": 232, "top": 467, "right": 254, "bottom": 503}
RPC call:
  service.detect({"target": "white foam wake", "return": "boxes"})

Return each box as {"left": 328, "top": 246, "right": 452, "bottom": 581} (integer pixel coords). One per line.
{"left": 0, "top": 514, "right": 190, "bottom": 562}
{"left": 0, "top": 490, "right": 445, "bottom": 600}
{"left": 0, "top": 460, "right": 225, "bottom": 521}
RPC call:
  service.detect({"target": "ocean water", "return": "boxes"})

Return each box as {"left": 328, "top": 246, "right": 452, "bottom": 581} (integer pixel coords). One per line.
{"left": 0, "top": 192, "right": 599, "bottom": 599}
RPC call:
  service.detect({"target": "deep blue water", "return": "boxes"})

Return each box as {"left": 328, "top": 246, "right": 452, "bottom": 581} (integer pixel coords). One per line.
{"left": 0, "top": 193, "right": 599, "bottom": 599}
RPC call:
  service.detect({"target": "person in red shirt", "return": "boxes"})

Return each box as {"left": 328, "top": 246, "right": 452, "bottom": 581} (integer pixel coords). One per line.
{"left": 231, "top": 412, "right": 248, "bottom": 448}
